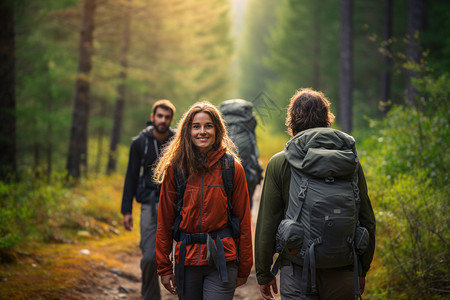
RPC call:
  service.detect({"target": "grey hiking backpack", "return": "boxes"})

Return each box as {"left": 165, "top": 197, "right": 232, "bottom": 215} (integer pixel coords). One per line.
{"left": 275, "top": 127, "right": 369, "bottom": 299}
{"left": 219, "top": 99, "right": 263, "bottom": 207}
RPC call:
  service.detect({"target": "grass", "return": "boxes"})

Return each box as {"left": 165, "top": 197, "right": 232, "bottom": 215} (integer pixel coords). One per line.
{"left": 0, "top": 174, "right": 141, "bottom": 300}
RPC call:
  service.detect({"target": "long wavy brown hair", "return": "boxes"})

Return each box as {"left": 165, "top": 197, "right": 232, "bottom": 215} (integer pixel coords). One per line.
{"left": 153, "top": 101, "right": 239, "bottom": 184}
{"left": 285, "top": 88, "right": 336, "bottom": 136}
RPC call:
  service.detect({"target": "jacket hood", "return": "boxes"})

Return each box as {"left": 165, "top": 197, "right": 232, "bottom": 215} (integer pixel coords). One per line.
{"left": 284, "top": 127, "right": 356, "bottom": 169}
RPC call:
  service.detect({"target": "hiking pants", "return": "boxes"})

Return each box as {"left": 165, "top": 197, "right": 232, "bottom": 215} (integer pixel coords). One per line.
{"left": 280, "top": 262, "right": 354, "bottom": 300}
{"left": 140, "top": 203, "right": 160, "bottom": 300}
{"left": 177, "top": 261, "right": 238, "bottom": 300}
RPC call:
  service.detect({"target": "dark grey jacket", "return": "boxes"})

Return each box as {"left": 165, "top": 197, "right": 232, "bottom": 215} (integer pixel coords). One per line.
{"left": 121, "top": 124, "right": 174, "bottom": 215}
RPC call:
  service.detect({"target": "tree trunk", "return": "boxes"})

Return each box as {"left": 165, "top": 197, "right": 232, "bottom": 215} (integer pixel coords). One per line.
{"left": 45, "top": 64, "right": 53, "bottom": 179}
{"left": 380, "top": 0, "right": 393, "bottom": 117}
{"left": 312, "top": 1, "right": 321, "bottom": 90}
{"left": 46, "top": 100, "right": 53, "bottom": 179}
{"left": 339, "top": 0, "right": 353, "bottom": 133}
{"left": 66, "top": 0, "right": 96, "bottom": 179}
{"left": 404, "top": 0, "right": 425, "bottom": 106}
{"left": 106, "top": 2, "right": 131, "bottom": 175}
{"left": 95, "top": 97, "right": 107, "bottom": 175}
{"left": 0, "top": 1, "right": 17, "bottom": 179}
{"left": 33, "top": 142, "right": 41, "bottom": 178}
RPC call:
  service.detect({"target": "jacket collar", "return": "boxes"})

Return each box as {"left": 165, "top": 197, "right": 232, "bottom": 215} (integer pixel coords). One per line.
{"left": 203, "top": 147, "right": 226, "bottom": 169}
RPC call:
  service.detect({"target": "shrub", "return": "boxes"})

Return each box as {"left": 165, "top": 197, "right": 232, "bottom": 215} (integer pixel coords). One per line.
{"left": 0, "top": 172, "right": 123, "bottom": 250}
{"left": 374, "top": 172, "right": 448, "bottom": 299}
{"left": 364, "top": 73, "right": 450, "bottom": 298}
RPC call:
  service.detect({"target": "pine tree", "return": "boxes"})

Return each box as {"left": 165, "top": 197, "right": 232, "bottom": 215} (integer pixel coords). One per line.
{"left": 66, "top": 0, "right": 96, "bottom": 179}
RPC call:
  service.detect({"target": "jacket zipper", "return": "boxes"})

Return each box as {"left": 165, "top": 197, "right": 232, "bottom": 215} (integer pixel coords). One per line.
{"left": 198, "top": 168, "right": 204, "bottom": 265}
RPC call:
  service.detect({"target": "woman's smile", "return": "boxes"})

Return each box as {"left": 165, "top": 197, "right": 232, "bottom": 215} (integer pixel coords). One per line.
{"left": 191, "top": 112, "right": 216, "bottom": 152}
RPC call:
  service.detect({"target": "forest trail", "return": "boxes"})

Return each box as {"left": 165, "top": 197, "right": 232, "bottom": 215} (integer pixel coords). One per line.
{"left": 71, "top": 185, "right": 272, "bottom": 300}
{"left": 72, "top": 245, "right": 262, "bottom": 300}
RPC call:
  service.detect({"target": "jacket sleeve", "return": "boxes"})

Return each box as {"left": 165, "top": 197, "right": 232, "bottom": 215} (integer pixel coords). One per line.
{"left": 121, "top": 137, "right": 142, "bottom": 215}
{"left": 357, "top": 163, "right": 376, "bottom": 277}
{"left": 232, "top": 161, "right": 253, "bottom": 278}
{"left": 156, "top": 166, "right": 178, "bottom": 276}
{"left": 255, "top": 153, "right": 286, "bottom": 285}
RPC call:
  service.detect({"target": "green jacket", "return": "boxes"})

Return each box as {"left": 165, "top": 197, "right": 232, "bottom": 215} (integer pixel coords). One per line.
{"left": 255, "top": 128, "right": 376, "bottom": 285}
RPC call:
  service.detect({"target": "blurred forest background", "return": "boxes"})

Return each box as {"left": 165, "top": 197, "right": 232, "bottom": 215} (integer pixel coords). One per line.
{"left": 0, "top": 0, "right": 448, "bottom": 299}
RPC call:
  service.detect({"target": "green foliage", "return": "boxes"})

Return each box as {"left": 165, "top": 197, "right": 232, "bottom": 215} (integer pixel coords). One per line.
{"left": 0, "top": 172, "right": 124, "bottom": 250}
{"left": 0, "top": 182, "right": 30, "bottom": 248}
{"left": 14, "top": 0, "right": 235, "bottom": 176}
{"left": 0, "top": 173, "right": 72, "bottom": 248}
{"left": 263, "top": 0, "right": 341, "bottom": 132}
{"left": 363, "top": 73, "right": 449, "bottom": 298}
{"left": 365, "top": 75, "right": 449, "bottom": 187}
{"left": 372, "top": 172, "right": 449, "bottom": 299}
{"left": 15, "top": 1, "right": 78, "bottom": 175}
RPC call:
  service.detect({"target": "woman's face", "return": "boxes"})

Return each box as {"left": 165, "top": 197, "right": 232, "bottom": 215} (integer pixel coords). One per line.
{"left": 191, "top": 111, "right": 216, "bottom": 152}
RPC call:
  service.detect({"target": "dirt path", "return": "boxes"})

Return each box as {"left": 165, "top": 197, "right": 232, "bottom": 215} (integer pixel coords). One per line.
{"left": 74, "top": 185, "right": 278, "bottom": 300}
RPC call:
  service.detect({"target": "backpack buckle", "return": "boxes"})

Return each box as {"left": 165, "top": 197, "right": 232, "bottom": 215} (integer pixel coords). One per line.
{"left": 298, "top": 179, "right": 309, "bottom": 199}
{"left": 298, "top": 187, "right": 307, "bottom": 199}
{"left": 353, "top": 184, "right": 361, "bottom": 202}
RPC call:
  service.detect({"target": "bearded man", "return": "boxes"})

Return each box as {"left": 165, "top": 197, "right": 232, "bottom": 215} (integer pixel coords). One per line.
{"left": 121, "top": 99, "right": 176, "bottom": 300}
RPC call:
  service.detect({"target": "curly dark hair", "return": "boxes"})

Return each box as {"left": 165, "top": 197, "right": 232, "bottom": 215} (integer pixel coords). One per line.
{"left": 285, "top": 88, "right": 335, "bottom": 136}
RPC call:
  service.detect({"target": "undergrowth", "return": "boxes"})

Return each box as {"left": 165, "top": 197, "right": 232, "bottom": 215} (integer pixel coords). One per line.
{"left": 362, "top": 72, "right": 449, "bottom": 299}
{"left": 0, "top": 173, "right": 124, "bottom": 253}
{"left": 0, "top": 174, "right": 140, "bottom": 299}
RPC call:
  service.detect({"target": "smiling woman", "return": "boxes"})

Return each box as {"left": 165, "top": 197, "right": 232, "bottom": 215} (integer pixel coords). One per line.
{"left": 152, "top": 101, "right": 254, "bottom": 299}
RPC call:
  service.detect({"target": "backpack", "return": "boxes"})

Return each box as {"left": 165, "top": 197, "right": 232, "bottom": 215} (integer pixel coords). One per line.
{"left": 274, "top": 128, "right": 369, "bottom": 299}
{"left": 172, "top": 153, "right": 240, "bottom": 293}
{"left": 135, "top": 127, "right": 160, "bottom": 214}
{"left": 219, "top": 99, "right": 263, "bottom": 206}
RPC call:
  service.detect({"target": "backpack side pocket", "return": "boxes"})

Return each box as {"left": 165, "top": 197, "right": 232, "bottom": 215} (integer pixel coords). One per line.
{"left": 276, "top": 219, "right": 304, "bottom": 253}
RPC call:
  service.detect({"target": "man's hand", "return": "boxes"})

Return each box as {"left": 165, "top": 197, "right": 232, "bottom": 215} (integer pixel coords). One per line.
{"left": 236, "top": 277, "right": 247, "bottom": 287}
{"left": 161, "top": 274, "right": 177, "bottom": 295}
{"left": 260, "top": 278, "right": 278, "bottom": 300}
{"left": 359, "top": 277, "right": 366, "bottom": 295}
{"left": 123, "top": 214, "right": 133, "bottom": 231}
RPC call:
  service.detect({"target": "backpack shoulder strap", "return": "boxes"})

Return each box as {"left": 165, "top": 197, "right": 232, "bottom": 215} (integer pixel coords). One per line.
{"left": 174, "top": 168, "right": 186, "bottom": 216}
{"left": 220, "top": 153, "right": 234, "bottom": 211}
{"left": 285, "top": 166, "right": 309, "bottom": 221}
{"left": 139, "top": 135, "right": 149, "bottom": 176}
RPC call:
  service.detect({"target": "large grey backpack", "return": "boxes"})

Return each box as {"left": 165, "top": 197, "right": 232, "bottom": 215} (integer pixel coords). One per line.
{"left": 219, "top": 99, "right": 263, "bottom": 207}
{"left": 275, "top": 128, "right": 369, "bottom": 299}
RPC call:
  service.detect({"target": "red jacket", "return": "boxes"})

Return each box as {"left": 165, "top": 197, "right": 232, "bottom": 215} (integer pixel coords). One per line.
{"left": 156, "top": 148, "right": 253, "bottom": 279}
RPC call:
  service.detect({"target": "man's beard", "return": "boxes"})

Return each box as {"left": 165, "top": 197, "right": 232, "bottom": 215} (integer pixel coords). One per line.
{"left": 154, "top": 123, "right": 169, "bottom": 134}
